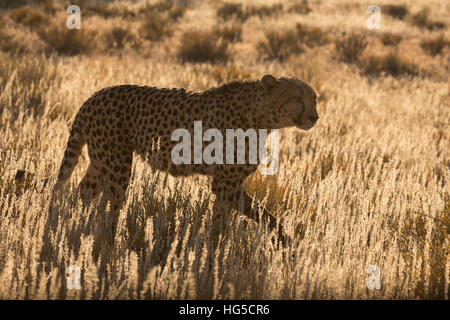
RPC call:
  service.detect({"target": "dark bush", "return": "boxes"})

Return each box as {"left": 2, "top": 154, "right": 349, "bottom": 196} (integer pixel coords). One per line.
{"left": 38, "top": 23, "right": 96, "bottom": 55}
{"left": 288, "top": 2, "right": 312, "bottom": 15}
{"left": 380, "top": 32, "right": 403, "bottom": 46}
{"left": 258, "top": 24, "right": 328, "bottom": 61}
{"left": 411, "top": 8, "right": 446, "bottom": 31}
{"left": 178, "top": 30, "right": 230, "bottom": 64}
{"left": 383, "top": 4, "right": 408, "bottom": 20}
{"left": 106, "top": 27, "right": 133, "bottom": 49}
{"left": 361, "top": 51, "right": 419, "bottom": 77}
{"left": 217, "top": 3, "right": 249, "bottom": 22}
{"left": 296, "top": 23, "right": 329, "bottom": 47}
{"left": 258, "top": 30, "right": 303, "bottom": 61}
{"left": 335, "top": 34, "right": 368, "bottom": 63}
{"left": 217, "top": 3, "right": 287, "bottom": 22}
{"left": 144, "top": 0, "right": 187, "bottom": 21}
{"left": 0, "top": 0, "right": 28, "bottom": 9}
{"left": 10, "top": 6, "right": 47, "bottom": 29}
{"left": 248, "top": 4, "right": 283, "bottom": 19}
{"left": 217, "top": 25, "right": 242, "bottom": 42}
{"left": 420, "top": 34, "right": 447, "bottom": 56}
{"left": 82, "top": 2, "right": 121, "bottom": 18}
{"left": 0, "top": 29, "right": 28, "bottom": 54}
{"left": 139, "top": 11, "right": 172, "bottom": 41}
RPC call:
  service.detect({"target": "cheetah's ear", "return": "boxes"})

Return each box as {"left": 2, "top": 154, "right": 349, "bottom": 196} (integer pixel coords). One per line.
{"left": 261, "top": 74, "right": 278, "bottom": 94}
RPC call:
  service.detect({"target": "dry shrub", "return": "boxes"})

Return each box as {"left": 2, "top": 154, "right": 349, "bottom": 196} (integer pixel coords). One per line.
{"left": 248, "top": 4, "right": 283, "bottom": 19}
{"left": 142, "top": 0, "right": 187, "bottom": 21}
{"left": 217, "top": 3, "right": 282, "bottom": 22}
{"left": 178, "top": 30, "right": 230, "bottom": 64}
{"left": 81, "top": 1, "right": 116, "bottom": 18}
{"left": 258, "top": 29, "right": 302, "bottom": 61}
{"left": 361, "top": 51, "right": 419, "bottom": 77}
{"left": 167, "top": 5, "right": 185, "bottom": 21}
{"left": 295, "top": 23, "right": 329, "bottom": 47}
{"left": 0, "top": 22, "right": 46, "bottom": 55}
{"left": 139, "top": 11, "right": 173, "bottom": 41}
{"left": 420, "top": 34, "right": 447, "bottom": 56}
{"left": 105, "top": 26, "right": 134, "bottom": 49}
{"left": 0, "top": 0, "right": 27, "bottom": 9}
{"left": 36, "top": 0, "right": 59, "bottom": 15}
{"left": 38, "top": 23, "right": 96, "bottom": 55}
{"left": 216, "top": 25, "right": 242, "bottom": 43}
{"left": 0, "top": 29, "right": 28, "bottom": 54}
{"left": 138, "top": 0, "right": 187, "bottom": 41}
{"left": 217, "top": 3, "right": 249, "bottom": 22}
{"left": 211, "top": 64, "right": 251, "bottom": 84}
{"left": 383, "top": 4, "right": 408, "bottom": 20}
{"left": 288, "top": 2, "right": 312, "bottom": 14}
{"left": 80, "top": 1, "right": 135, "bottom": 20}
{"left": 258, "top": 23, "right": 328, "bottom": 62}
{"left": 335, "top": 34, "right": 368, "bottom": 63}
{"left": 168, "top": 2, "right": 186, "bottom": 21}
{"left": 411, "top": 8, "right": 446, "bottom": 31}
{"left": 380, "top": 32, "right": 403, "bottom": 46}
{"left": 259, "top": 23, "right": 328, "bottom": 61}
{"left": 10, "top": 5, "right": 47, "bottom": 29}
{"left": 411, "top": 8, "right": 429, "bottom": 27}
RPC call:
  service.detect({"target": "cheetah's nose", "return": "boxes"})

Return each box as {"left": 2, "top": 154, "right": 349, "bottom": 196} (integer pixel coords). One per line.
{"left": 309, "top": 115, "right": 319, "bottom": 124}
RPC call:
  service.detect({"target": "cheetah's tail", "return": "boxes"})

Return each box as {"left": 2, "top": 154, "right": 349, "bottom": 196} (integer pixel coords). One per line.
{"left": 54, "top": 114, "right": 86, "bottom": 189}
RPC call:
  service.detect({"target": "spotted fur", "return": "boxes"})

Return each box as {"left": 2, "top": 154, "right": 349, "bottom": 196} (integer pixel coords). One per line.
{"left": 56, "top": 74, "right": 319, "bottom": 244}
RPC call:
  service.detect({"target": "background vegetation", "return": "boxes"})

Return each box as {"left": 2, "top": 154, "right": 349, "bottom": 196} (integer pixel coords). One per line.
{"left": 0, "top": 0, "right": 448, "bottom": 299}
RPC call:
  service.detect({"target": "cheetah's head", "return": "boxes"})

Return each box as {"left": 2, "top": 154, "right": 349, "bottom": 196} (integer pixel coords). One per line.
{"left": 261, "top": 74, "right": 319, "bottom": 130}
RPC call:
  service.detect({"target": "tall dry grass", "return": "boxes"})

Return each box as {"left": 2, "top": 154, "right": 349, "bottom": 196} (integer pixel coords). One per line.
{"left": 0, "top": 0, "right": 448, "bottom": 299}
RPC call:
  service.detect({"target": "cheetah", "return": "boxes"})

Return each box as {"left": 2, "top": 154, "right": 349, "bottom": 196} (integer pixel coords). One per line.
{"left": 55, "top": 74, "right": 319, "bottom": 246}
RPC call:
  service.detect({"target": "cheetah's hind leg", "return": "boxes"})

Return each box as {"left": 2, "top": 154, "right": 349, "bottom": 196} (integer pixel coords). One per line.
{"left": 91, "top": 150, "right": 133, "bottom": 261}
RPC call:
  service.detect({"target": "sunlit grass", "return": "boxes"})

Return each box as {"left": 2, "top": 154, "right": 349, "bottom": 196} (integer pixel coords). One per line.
{"left": 0, "top": 0, "right": 448, "bottom": 300}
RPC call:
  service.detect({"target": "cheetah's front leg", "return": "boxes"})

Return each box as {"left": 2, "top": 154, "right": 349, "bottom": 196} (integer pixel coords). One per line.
{"left": 211, "top": 173, "right": 288, "bottom": 246}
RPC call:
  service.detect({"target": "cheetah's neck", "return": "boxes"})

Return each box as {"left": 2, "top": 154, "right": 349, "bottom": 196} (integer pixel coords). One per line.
{"left": 203, "top": 81, "right": 271, "bottom": 129}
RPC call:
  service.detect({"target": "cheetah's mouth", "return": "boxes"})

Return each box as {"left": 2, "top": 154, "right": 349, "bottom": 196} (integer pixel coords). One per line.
{"left": 293, "top": 118, "right": 315, "bottom": 130}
